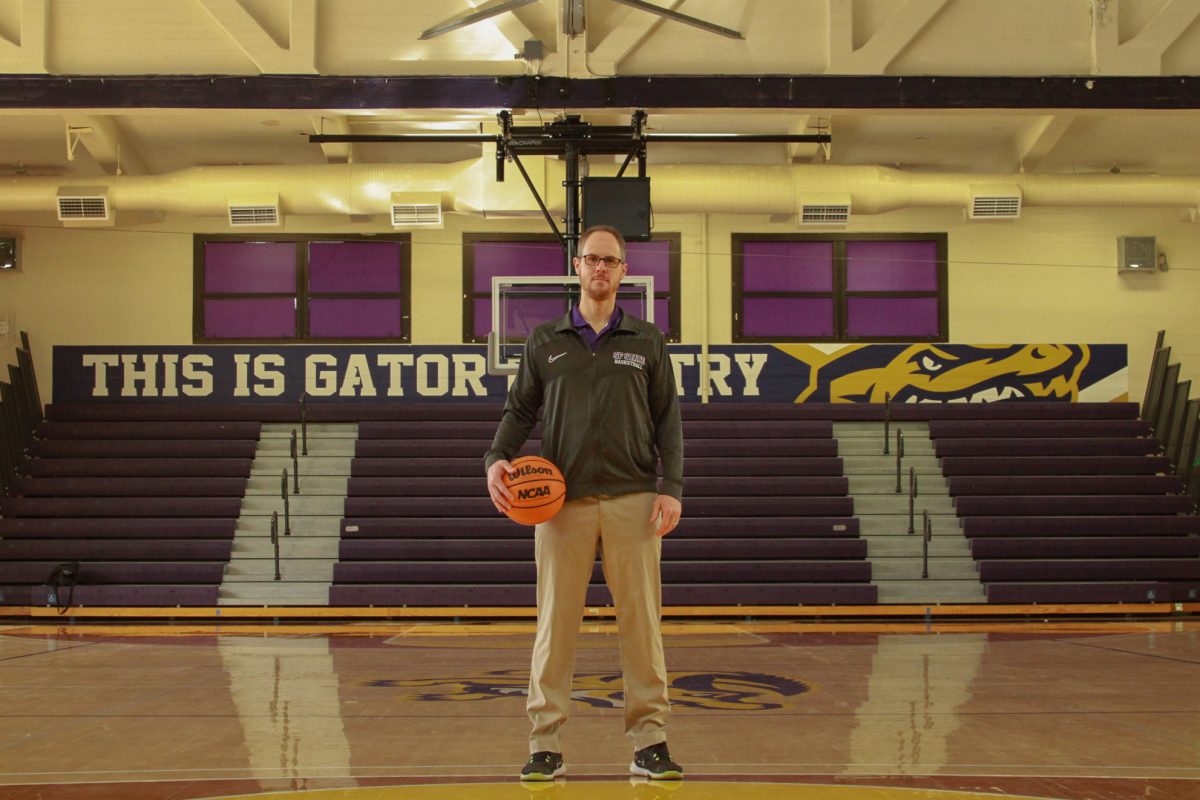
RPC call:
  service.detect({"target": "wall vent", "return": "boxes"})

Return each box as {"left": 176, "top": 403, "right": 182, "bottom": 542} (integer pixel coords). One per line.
{"left": 799, "top": 203, "right": 850, "bottom": 225}
{"left": 57, "top": 195, "right": 109, "bottom": 222}
{"left": 228, "top": 203, "right": 281, "bottom": 227}
{"left": 969, "top": 185, "right": 1022, "bottom": 219}
{"left": 970, "top": 195, "right": 1022, "bottom": 219}
{"left": 391, "top": 202, "right": 443, "bottom": 228}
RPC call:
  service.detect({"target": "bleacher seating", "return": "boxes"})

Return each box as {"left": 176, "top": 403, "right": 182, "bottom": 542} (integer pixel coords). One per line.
{"left": 929, "top": 406, "right": 1200, "bottom": 604}
{"left": 4, "top": 394, "right": 1198, "bottom": 611}
{"left": 330, "top": 402, "right": 876, "bottom": 607}
{"left": 0, "top": 405, "right": 251, "bottom": 607}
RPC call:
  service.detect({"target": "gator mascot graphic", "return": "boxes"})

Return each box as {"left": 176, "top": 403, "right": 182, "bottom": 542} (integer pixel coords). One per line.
{"left": 778, "top": 343, "right": 1091, "bottom": 404}
{"left": 367, "top": 670, "right": 809, "bottom": 711}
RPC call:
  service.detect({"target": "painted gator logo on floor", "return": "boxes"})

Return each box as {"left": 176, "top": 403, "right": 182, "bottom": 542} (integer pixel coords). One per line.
{"left": 366, "top": 669, "right": 809, "bottom": 711}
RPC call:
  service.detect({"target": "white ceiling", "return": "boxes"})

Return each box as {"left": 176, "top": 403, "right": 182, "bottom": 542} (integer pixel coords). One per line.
{"left": 1, "top": 0, "right": 1199, "bottom": 220}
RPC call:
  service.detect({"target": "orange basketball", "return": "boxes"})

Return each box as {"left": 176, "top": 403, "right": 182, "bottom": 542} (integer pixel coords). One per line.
{"left": 501, "top": 455, "right": 567, "bottom": 525}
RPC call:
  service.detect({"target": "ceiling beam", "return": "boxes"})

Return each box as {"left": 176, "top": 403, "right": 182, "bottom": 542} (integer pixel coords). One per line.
{"left": 1091, "top": 0, "right": 1200, "bottom": 75}
{"left": 0, "top": 0, "right": 47, "bottom": 74}
{"left": 588, "top": 0, "right": 686, "bottom": 75}
{"left": 1015, "top": 114, "right": 1077, "bottom": 173}
{"left": 311, "top": 115, "right": 359, "bottom": 164}
{"left": 5, "top": 75, "right": 1200, "bottom": 110}
{"left": 196, "top": 0, "right": 317, "bottom": 74}
{"left": 827, "top": 0, "right": 951, "bottom": 75}
{"left": 62, "top": 114, "right": 151, "bottom": 176}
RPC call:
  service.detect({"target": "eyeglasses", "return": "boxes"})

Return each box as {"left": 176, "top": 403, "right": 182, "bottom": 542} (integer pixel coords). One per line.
{"left": 578, "top": 253, "right": 625, "bottom": 269}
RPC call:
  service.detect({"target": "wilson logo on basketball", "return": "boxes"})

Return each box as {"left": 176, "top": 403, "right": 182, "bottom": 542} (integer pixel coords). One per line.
{"left": 514, "top": 464, "right": 554, "bottom": 478}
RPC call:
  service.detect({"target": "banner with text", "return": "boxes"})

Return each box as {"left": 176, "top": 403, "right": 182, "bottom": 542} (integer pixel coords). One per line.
{"left": 52, "top": 343, "right": 1128, "bottom": 404}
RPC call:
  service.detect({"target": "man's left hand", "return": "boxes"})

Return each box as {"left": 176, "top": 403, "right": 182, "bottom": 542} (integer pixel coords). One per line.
{"left": 650, "top": 495, "right": 682, "bottom": 537}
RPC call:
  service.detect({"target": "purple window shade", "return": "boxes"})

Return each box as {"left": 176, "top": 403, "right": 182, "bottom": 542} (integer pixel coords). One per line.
{"left": 204, "top": 298, "right": 296, "bottom": 338}
{"left": 743, "top": 298, "right": 834, "bottom": 338}
{"left": 653, "top": 298, "right": 669, "bottom": 332}
{"left": 741, "top": 242, "right": 834, "bottom": 292}
{"left": 615, "top": 296, "right": 658, "bottom": 324}
{"left": 309, "top": 299, "right": 403, "bottom": 338}
{"left": 626, "top": 240, "right": 672, "bottom": 290}
{"left": 847, "top": 297, "right": 940, "bottom": 338}
{"left": 846, "top": 241, "right": 939, "bottom": 291}
{"left": 472, "top": 241, "right": 565, "bottom": 292}
{"left": 309, "top": 242, "right": 402, "bottom": 293}
{"left": 204, "top": 242, "right": 296, "bottom": 293}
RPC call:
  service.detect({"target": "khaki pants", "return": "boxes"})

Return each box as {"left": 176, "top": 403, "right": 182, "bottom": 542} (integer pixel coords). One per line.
{"left": 526, "top": 491, "right": 670, "bottom": 754}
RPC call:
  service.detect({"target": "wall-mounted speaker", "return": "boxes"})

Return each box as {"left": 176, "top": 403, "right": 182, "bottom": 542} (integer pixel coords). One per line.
{"left": 1118, "top": 236, "right": 1157, "bottom": 273}
{"left": 583, "top": 177, "right": 651, "bottom": 242}
{"left": 0, "top": 237, "right": 17, "bottom": 271}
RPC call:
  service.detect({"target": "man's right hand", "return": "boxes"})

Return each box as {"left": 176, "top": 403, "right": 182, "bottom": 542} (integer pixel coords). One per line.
{"left": 486, "top": 459, "right": 517, "bottom": 514}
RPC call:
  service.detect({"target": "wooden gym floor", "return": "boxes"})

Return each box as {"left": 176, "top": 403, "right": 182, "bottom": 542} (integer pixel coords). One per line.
{"left": 0, "top": 618, "right": 1197, "bottom": 800}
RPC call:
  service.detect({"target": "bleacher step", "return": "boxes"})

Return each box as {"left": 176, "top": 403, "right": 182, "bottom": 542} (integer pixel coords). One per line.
{"left": 255, "top": 439, "right": 356, "bottom": 456}
{"left": 240, "top": 495, "right": 346, "bottom": 515}
{"left": 225, "top": 561, "right": 334, "bottom": 580}
{"left": 874, "top": 580, "right": 987, "bottom": 604}
{"left": 260, "top": 423, "right": 359, "bottom": 438}
{"left": 245, "top": 476, "right": 350, "bottom": 494}
{"left": 251, "top": 456, "right": 355, "bottom": 476}
{"left": 223, "top": 425, "right": 356, "bottom": 604}
{"left": 856, "top": 514, "right": 961, "bottom": 536}
{"left": 217, "top": 581, "right": 331, "bottom": 605}
{"left": 868, "top": 538, "right": 972, "bottom": 557}
{"left": 233, "top": 537, "right": 341, "bottom": 558}
{"left": 237, "top": 517, "right": 343, "bottom": 536}
{"left": 870, "top": 557, "right": 979, "bottom": 580}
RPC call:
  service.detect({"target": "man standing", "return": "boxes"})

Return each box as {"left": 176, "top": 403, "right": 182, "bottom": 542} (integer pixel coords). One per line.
{"left": 485, "top": 225, "right": 684, "bottom": 781}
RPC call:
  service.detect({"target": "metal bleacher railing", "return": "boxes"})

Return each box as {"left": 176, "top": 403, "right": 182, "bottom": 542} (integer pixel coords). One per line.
{"left": 1141, "top": 329, "right": 1200, "bottom": 508}
{"left": 0, "top": 331, "right": 43, "bottom": 496}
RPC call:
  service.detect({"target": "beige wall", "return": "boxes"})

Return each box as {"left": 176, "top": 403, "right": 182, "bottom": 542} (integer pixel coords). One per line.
{"left": 2, "top": 206, "right": 1196, "bottom": 404}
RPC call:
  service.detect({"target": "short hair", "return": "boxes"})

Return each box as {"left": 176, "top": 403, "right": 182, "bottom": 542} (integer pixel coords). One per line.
{"left": 578, "top": 225, "right": 626, "bottom": 261}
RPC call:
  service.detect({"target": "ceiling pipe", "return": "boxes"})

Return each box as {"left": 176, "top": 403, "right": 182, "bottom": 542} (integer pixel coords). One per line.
{"left": 0, "top": 160, "right": 1197, "bottom": 219}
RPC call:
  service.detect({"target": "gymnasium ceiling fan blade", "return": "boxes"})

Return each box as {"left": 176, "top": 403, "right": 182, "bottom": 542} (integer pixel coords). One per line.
{"left": 609, "top": 0, "right": 744, "bottom": 40}
{"left": 420, "top": 0, "right": 539, "bottom": 40}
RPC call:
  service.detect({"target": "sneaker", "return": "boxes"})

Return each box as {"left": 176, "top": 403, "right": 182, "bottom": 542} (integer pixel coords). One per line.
{"left": 630, "top": 742, "right": 683, "bottom": 780}
{"left": 520, "top": 751, "right": 565, "bottom": 781}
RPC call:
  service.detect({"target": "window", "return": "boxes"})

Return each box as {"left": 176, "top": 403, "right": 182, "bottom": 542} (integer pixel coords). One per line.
{"left": 732, "top": 234, "right": 947, "bottom": 342}
{"left": 194, "top": 235, "right": 411, "bottom": 342}
{"left": 462, "top": 233, "right": 681, "bottom": 343}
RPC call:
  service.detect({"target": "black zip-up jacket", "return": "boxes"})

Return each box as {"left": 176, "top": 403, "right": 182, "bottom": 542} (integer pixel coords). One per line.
{"left": 485, "top": 309, "right": 683, "bottom": 502}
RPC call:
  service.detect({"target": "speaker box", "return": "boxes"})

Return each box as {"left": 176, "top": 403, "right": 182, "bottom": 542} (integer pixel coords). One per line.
{"left": 583, "top": 177, "right": 651, "bottom": 241}
{"left": 0, "top": 237, "right": 17, "bottom": 271}
{"left": 1118, "top": 236, "right": 1156, "bottom": 273}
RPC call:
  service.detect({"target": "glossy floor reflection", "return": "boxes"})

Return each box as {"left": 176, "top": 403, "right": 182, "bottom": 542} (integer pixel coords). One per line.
{"left": 0, "top": 620, "right": 1197, "bottom": 800}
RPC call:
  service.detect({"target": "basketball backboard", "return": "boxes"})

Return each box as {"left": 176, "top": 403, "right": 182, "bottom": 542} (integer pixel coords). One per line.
{"left": 487, "top": 275, "right": 654, "bottom": 376}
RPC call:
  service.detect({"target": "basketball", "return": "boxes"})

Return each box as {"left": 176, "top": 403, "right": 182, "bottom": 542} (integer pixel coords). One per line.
{"left": 502, "top": 455, "right": 567, "bottom": 525}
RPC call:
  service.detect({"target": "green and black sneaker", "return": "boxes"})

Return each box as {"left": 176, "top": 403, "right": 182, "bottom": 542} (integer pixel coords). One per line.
{"left": 630, "top": 743, "right": 683, "bottom": 780}
{"left": 520, "top": 751, "right": 565, "bottom": 781}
